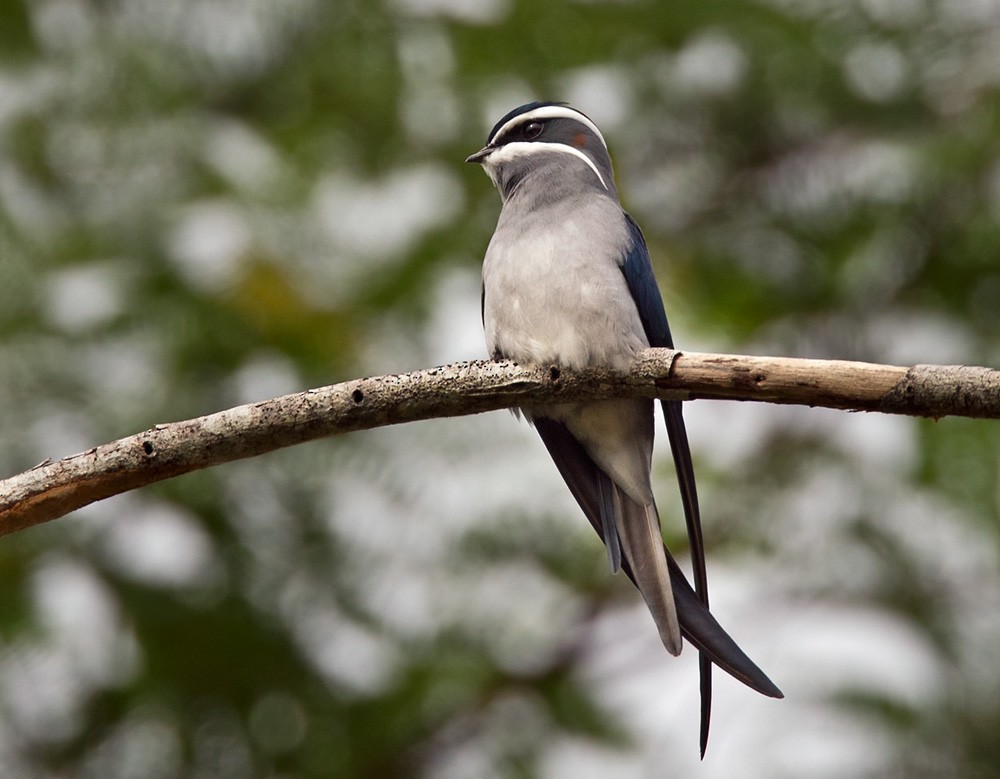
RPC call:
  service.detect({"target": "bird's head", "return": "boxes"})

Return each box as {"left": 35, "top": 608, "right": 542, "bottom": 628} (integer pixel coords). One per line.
{"left": 467, "top": 102, "right": 617, "bottom": 201}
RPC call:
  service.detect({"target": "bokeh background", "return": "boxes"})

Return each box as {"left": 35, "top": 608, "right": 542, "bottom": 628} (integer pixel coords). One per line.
{"left": 1, "top": 0, "right": 1000, "bottom": 776}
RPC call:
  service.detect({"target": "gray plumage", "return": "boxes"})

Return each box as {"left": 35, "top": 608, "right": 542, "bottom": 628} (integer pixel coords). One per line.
{"left": 468, "top": 101, "right": 781, "bottom": 755}
{"left": 480, "top": 146, "right": 682, "bottom": 654}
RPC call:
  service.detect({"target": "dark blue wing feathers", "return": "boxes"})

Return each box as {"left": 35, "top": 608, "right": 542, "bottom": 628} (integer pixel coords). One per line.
{"left": 596, "top": 469, "right": 622, "bottom": 573}
{"left": 621, "top": 215, "right": 674, "bottom": 349}
{"left": 621, "top": 214, "right": 716, "bottom": 756}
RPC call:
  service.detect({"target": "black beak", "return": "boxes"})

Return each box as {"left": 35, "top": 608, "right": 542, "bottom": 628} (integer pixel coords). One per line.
{"left": 465, "top": 145, "right": 494, "bottom": 164}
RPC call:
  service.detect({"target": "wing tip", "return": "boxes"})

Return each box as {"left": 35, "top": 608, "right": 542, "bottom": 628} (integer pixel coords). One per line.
{"left": 732, "top": 666, "right": 783, "bottom": 699}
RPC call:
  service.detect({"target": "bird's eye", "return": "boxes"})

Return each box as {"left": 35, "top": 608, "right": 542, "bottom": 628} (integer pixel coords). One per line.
{"left": 523, "top": 121, "right": 544, "bottom": 140}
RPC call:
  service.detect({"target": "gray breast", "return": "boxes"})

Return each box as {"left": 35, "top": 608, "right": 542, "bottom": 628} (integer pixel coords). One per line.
{"left": 482, "top": 192, "right": 649, "bottom": 371}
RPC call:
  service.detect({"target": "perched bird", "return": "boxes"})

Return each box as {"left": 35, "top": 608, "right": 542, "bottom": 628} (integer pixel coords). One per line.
{"left": 468, "top": 102, "right": 782, "bottom": 754}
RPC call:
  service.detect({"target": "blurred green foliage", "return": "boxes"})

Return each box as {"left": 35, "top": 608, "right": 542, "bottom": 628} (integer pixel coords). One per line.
{"left": 1, "top": 0, "right": 999, "bottom": 777}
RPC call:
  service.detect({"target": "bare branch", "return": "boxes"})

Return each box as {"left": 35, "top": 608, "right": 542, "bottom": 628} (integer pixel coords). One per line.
{"left": 2, "top": 348, "right": 998, "bottom": 536}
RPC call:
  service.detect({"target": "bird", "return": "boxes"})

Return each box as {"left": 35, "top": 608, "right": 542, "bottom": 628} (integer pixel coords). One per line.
{"left": 467, "top": 101, "right": 782, "bottom": 755}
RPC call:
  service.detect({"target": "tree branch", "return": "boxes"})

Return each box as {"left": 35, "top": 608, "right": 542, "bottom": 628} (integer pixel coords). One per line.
{"left": 2, "top": 348, "right": 998, "bottom": 536}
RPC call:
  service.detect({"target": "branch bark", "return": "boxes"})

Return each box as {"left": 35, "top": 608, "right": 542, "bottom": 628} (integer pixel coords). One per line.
{"left": 1, "top": 348, "right": 998, "bottom": 536}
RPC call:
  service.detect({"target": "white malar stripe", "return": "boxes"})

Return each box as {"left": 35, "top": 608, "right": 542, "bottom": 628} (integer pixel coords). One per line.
{"left": 485, "top": 142, "right": 609, "bottom": 191}
{"left": 489, "top": 105, "right": 608, "bottom": 150}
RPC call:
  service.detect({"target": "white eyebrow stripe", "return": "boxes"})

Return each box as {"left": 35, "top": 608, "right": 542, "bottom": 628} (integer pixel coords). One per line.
{"left": 489, "top": 106, "right": 608, "bottom": 150}
{"left": 485, "top": 141, "right": 609, "bottom": 191}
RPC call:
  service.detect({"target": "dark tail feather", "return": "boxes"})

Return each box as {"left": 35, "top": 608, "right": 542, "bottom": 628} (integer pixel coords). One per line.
{"left": 662, "top": 399, "right": 713, "bottom": 755}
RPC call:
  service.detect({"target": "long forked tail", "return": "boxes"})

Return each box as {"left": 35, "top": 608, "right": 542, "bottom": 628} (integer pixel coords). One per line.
{"left": 533, "top": 417, "right": 782, "bottom": 699}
